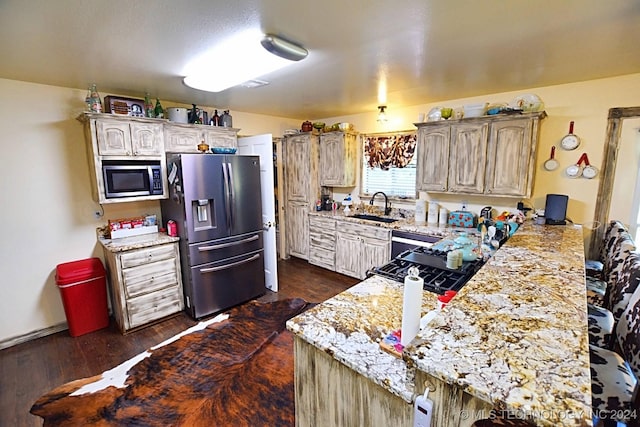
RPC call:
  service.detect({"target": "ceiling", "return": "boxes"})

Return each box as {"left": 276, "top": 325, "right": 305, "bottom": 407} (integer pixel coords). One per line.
{"left": 1, "top": 0, "right": 639, "bottom": 120}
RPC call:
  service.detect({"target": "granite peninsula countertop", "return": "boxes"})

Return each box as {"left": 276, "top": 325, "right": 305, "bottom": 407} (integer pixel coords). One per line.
{"left": 99, "top": 232, "right": 180, "bottom": 253}
{"left": 286, "top": 222, "right": 591, "bottom": 427}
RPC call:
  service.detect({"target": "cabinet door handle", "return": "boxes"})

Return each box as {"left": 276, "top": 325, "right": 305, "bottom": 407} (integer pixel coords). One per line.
{"left": 199, "top": 253, "right": 260, "bottom": 273}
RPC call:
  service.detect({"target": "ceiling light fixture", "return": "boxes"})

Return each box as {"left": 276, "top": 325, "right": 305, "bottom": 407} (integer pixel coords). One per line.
{"left": 261, "top": 34, "right": 308, "bottom": 61}
{"left": 377, "top": 105, "right": 387, "bottom": 123}
{"left": 182, "top": 30, "right": 307, "bottom": 93}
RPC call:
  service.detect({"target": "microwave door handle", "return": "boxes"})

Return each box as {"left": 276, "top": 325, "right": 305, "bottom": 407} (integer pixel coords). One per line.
{"left": 147, "top": 166, "right": 154, "bottom": 192}
{"left": 227, "top": 161, "right": 235, "bottom": 229}
{"left": 222, "top": 162, "right": 231, "bottom": 231}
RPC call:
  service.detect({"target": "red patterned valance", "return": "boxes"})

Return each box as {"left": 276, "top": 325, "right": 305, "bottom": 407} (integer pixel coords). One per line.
{"left": 363, "top": 132, "right": 417, "bottom": 170}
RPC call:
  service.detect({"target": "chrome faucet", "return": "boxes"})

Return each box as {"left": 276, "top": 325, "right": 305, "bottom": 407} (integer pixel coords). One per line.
{"left": 370, "top": 192, "right": 391, "bottom": 215}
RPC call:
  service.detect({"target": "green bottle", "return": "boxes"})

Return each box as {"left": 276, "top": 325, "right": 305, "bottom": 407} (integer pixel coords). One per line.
{"left": 154, "top": 98, "right": 164, "bottom": 119}
{"left": 144, "top": 93, "right": 154, "bottom": 118}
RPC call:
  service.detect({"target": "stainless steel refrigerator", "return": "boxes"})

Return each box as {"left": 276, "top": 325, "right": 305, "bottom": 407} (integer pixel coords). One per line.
{"left": 161, "top": 153, "right": 265, "bottom": 319}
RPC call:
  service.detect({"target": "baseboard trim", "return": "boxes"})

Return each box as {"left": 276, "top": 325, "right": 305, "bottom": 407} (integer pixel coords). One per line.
{"left": 0, "top": 322, "right": 68, "bottom": 350}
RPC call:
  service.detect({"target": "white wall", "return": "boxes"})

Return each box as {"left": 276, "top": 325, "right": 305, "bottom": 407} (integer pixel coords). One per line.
{"left": 0, "top": 78, "right": 299, "bottom": 344}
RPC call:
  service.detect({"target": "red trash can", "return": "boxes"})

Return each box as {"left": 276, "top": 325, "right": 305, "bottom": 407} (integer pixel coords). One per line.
{"left": 55, "top": 257, "right": 109, "bottom": 337}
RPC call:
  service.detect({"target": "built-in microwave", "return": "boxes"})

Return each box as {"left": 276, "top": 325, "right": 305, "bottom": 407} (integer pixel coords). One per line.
{"left": 102, "top": 160, "right": 164, "bottom": 199}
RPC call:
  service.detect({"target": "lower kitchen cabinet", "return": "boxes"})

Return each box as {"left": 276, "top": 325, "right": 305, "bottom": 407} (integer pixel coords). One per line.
{"left": 309, "top": 215, "right": 337, "bottom": 270}
{"left": 335, "top": 222, "right": 391, "bottom": 279}
{"left": 101, "top": 240, "right": 184, "bottom": 333}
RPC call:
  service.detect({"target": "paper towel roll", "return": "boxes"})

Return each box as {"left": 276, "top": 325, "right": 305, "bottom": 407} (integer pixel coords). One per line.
{"left": 401, "top": 275, "right": 423, "bottom": 346}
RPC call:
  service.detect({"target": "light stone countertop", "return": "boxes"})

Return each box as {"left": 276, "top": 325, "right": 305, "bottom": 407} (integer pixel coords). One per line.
{"left": 309, "top": 208, "right": 474, "bottom": 238}
{"left": 287, "top": 274, "right": 438, "bottom": 402}
{"left": 286, "top": 222, "right": 591, "bottom": 427}
{"left": 99, "top": 232, "right": 180, "bottom": 253}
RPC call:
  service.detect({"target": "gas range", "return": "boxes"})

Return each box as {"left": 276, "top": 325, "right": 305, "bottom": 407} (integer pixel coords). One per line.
{"left": 368, "top": 246, "right": 485, "bottom": 295}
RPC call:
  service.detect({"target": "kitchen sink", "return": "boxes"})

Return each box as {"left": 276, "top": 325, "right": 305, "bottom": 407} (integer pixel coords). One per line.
{"left": 351, "top": 214, "right": 398, "bottom": 223}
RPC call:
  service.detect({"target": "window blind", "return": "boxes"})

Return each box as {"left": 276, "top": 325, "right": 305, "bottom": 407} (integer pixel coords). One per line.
{"left": 361, "top": 155, "right": 416, "bottom": 198}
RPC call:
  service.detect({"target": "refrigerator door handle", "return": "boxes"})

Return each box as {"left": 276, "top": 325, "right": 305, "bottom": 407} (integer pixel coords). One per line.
{"left": 222, "top": 161, "right": 231, "bottom": 231}
{"left": 197, "top": 234, "right": 259, "bottom": 251}
{"left": 199, "top": 253, "right": 261, "bottom": 273}
{"left": 227, "top": 161, "right": 235, "bottom": 229}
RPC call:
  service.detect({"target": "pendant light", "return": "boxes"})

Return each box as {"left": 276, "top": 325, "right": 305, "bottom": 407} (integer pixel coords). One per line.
{"left": 377, "top": 105, "right": 387, "bottom": 123}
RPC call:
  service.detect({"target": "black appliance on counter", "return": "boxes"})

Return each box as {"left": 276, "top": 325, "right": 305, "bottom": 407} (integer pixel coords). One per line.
{"left": 368, "top": 246, "right": 485, "bottom": 295}
{"left": 544, "top": 194, "right": 569, "bottom": 225}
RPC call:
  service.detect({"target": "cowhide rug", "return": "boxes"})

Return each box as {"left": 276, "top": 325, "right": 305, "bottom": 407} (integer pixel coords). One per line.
{"left": 30, "top": 298, "right": 312, "bottom": 426}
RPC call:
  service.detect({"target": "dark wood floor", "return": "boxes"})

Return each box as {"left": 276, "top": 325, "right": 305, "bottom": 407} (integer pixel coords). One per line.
{"left": 0, "top": 257, "right": 358, "bottom": 427}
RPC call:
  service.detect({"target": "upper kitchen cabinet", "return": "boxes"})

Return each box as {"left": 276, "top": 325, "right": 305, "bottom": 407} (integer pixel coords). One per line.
{"left": 164, "top": 122, "right": 238, "bottom": 153}
{"left": 484, "top": 118, "right": 539, "bottom": 196}
{"left": 284, "top": 132, "right": 319, "bottom": 203}
{"left": 93, "top": 116, "right": 164, "bottom": 157}
{"left": 415, "top": 112, "right": 546, "bottom": 198}
{"left": 78, "top": 113, "right": 169, "bottom": 204}
{"left": 448, "top": 122, "right": 488, "bottom": 193}
{"left": 415, "top": 124, "right": 450, "bottom": 192}
{"left": 319, "top": 131, "right": 358, "bottom": 187}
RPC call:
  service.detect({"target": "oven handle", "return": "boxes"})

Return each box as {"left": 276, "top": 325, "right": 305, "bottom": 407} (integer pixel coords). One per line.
{"left": 391, "top": 236, "right": 434, "bottom": 248}
{"left": 199, "top": 253, "right": 261, "bottom": 273}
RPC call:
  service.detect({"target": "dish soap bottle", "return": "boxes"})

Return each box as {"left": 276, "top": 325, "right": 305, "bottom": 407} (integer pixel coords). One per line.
{"left": 342, "top": 194, "right": 353, "bottom": 214}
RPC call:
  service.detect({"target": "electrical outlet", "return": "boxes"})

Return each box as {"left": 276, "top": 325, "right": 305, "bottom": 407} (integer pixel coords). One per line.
{"left": 461, "top": 200, "right": 468, "bottom": 211}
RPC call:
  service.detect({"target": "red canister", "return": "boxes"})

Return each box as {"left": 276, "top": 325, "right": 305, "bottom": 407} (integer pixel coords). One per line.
{"left": 167, "top": 220, "right": 177, "bottom": 237}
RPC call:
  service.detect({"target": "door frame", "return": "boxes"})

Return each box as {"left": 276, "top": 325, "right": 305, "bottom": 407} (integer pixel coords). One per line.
{"left": 589, "top": 106, "right": 640, "bottom": 259}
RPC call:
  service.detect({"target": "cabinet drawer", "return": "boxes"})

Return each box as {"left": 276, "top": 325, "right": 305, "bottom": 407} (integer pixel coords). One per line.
{"left": 309, "top": 247, "right": 335, "bottom": 271}
{"left": 122, "top": 258, "right": 178, "bottom": 298}
{"left": 337, "top": 222, "right": 390, "bottom": 241}
{"left": 309, "top": 228, "right": 336, "bottom": 250}
{"left": 127, "top": 285, "right": 183, "bottom": 329}
{"left": 309, "top": 215, "right": 337, "bottom": 230}
{"left": 120, "top": 244, "right": 176, "bottom": 268}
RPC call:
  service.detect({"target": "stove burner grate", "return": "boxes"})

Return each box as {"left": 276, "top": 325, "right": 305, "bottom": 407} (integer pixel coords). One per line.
{"left": 369, "top": 246, "right": 484, "bottom": 294}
